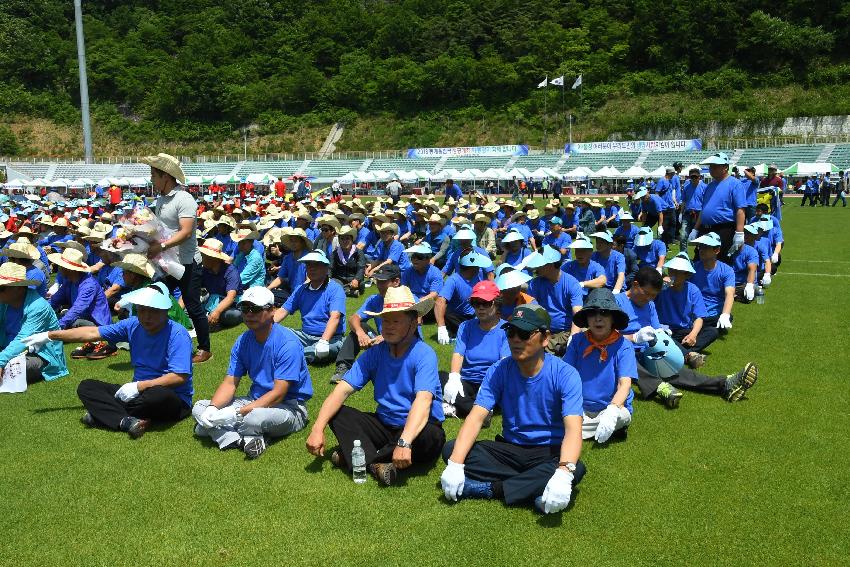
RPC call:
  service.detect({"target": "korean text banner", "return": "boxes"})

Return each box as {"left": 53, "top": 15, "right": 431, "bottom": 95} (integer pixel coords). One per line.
{"left": 564, "top": 139, "right": 702, "bottom": 154}
{"left": 407, "top": 145, "right": 529, "bottom": 158}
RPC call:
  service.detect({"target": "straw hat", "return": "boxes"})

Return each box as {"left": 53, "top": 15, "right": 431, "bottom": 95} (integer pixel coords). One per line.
{"left": 338, "top": 225, "right": 356, "bottom": 238}
{"left": 262, "top": 227, "right": 284, "bottom": 247}
{"left": 16, "top": 225, "right": 38, "bottom": 236}
{"left": 140, "top": 153, "right": 186, "bottom": 184}
{"left": 53, "top": 217, "right": 70, "bottom": 228}
{"left": 48, "top": 248, "right": 91, "bottom": 272}
{"left": 377, "top": 222, "right": 399, "bottom": 234}
{"left": 527, "top": 210, "right": 540, "bottom": 220}
{"left": 113, "top": 253, "right": 155, "bottom": 278}
{"left": 474, "top": 213, "right": 490, "bottom": 224}
{"left": 286, "top": 228, "right": 313, "bottom": 249}
{"left": 55, "top": 240, "right": 87, "bottom": 254}
{"left": 0, "top": 262, "right": 39, "bottom": 287}
{"left": 1, "top": 239, "right": 40, "bottom": 260}
{"left": 198, "top": 238, "right": 232, "bottom": 262}
{"left": 317, "top": 216, "right": 341, "bottom": 231}
{"left": 427, "top": 214, "right": 445, "bottom": 225}
{"left": 232, "top": 228, "right": 260, "bottom": 242}
{"left": 363, "top": 285, "right": 435, "bottom": 317}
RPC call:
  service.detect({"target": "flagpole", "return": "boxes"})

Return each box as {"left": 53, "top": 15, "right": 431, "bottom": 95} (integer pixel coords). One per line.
{"left": 543, "top": 79, "right": 548, "bottom": 152}
{"left": 561, "top": 83, "right": 565, "bottom": 144}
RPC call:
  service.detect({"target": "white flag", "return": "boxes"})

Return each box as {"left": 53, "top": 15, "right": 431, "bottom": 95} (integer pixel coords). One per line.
{"left": 572, "top": 74, "right": 583, "bottom": 89}
{"left": 551, "top": 76, "right": 564, "bottom": 86}
{"left": 537, "top": 77, "right": 548, "bottom": 88}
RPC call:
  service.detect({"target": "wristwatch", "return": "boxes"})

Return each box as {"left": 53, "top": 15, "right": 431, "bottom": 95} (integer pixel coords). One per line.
{"left": 396, "top": 438, "right": 412, "bottom": 449}
{"left": 559, "top": 462, "right": 577, "bottom": 473}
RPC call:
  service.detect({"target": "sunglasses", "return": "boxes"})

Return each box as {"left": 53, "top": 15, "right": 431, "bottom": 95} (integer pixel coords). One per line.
{"left": 238, "top": 303, "right": 269, "bottom": 314}
{"left": 505, "top": 326, "right": 540, "bottom": 341}
{"left": 411, "top": 254, "right": 430, "bottom": 261}
{"left": 470, "top": 299, "right": 494, "bottom": 308}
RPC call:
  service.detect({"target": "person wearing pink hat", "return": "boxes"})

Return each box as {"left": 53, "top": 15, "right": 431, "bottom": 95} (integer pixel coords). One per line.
{"left": 442, "top": 280, "right": 510, "bottom": 419}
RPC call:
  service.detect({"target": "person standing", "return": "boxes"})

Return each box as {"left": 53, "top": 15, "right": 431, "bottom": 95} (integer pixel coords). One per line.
{"left": 142, "top": 153, "right": 212, "bottom": 363}
{"left": 688, "top": 153, "right": 746, "bottom": 264}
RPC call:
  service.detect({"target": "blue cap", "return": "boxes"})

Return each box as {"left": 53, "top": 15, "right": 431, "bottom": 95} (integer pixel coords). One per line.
{"left": 459, "top": 252, "right": 492, "bottom": 268}
{"left": 524, "top": 245, "right": 562, "bottom": 269}
{"left": 550, "top": 216, "right": 563, "bottom": 226}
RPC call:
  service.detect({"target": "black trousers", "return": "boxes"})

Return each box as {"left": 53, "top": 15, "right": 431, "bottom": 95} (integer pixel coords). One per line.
{"left": 643, "top": 213, "right": 660, "bottom": 228}
{"left": 328, "top": 405, "right": 445, "bottom": 472}
{"left": 635, "top": 366, "right": 726, "bottom": 400}
{"left": 335, "top": 323, "right": 378, "bottom": 369}
{"left": 698, "top": 222, "right": 735, "bottom": 264}
{"left": 25, "top": 355, "right": 46, "bottom": 384}
{"left": 77, "top": 379, "right": 191, "bottom": 430}
{"left": 438, "top": 371, "right": 482, "bottom": 417}
{"left": 670, "top": 326, "right": 719, "bottom": 354}
{"left": 445, "top": 310, "right": 473, "bottom": 337}
{"left": 660, "top": 210, "right": 676, "bottom": 245}
{"left": 166, "top": 261, "right": 210, "bottom": 351}
{"left": 442, "top": 437, "right": 586, "bottom": 506}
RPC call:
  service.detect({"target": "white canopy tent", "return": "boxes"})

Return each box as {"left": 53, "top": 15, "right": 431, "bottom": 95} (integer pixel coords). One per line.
{"left": 620, "top": 166, "right": 650, "bottom": 179}
{"left": 593, "top": 166, "right": 622, "bottom": 178}
{"left": 648, "top": 166, "right": 668, "bottom": 177}
{"left": 563, "top": 166, "right": 595, "bottom": 179}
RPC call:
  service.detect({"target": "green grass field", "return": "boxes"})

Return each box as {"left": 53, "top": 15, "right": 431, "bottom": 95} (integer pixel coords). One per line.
{"left": 1, "top": 200, "right": 848, "bottom": 566}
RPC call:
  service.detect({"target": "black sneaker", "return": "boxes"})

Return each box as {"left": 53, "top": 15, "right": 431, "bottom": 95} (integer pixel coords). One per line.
{"left": 243, "top": 437, "right": 267, "bottom": 459}
{"left": 725, "top": 362, "right": 759, "bottom": 402}
{"left": 656, "top": 381, "right": 683, "bottom": 409}
{"left": 81, "top": 412, "right": 95, "bottom": 427}
{"left": 119, "top": 416, "right": 150, "bottom": 439}
{"left": 71, "top": 342, "right": 96, "bottom": 359}
{"left": 87, "top": 342, "right": 118, "bottom": 360}
{"left": 369, "top": 462, "right": 398, "bottom": 486}
{"left": 330, "top": 364, "right": 350, "bottom": 384}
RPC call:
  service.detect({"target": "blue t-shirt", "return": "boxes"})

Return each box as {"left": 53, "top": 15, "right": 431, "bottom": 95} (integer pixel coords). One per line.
{"left": 542, "top": 232, "right": 572, "bottom": 260}
{"left": 439, "top": 272, "right": 483, "bottom": 317}
{"left": 279, "top": 251, "right": 308, "bottom": 290}
{"left": 592, "top": 250, "right": 626, "bottom": 291}
{"left": 503, "top": 247, "right": 532, "bottom": 270}
{"left": 283, "top": 279, "right": 347, "bottom": 336}
{"left": 343, "top": 338, "right": 444, "bottom": 427}
{"left": 563, "top": 332, "right": 636, "bottom": 413}
{"left": 357, "top": 292, "right": 387, "bottom": 333}
{"left": 227, "top": 324, "right": 313, "bottom": 402}
{"left": 692, "top": 260, "right": 735, "bottom": 317}
{"left": 98, "top": 318, "right": 194, "bottom": 406}
{"left": 654, "top": 178, "right": 675, "bottom": 210}
{"left": 401, "top": 265, "right": 444, "bottom": 299}
{"left": 375, "top": 239, "right": 412, "bottom": 271}
{"left": 692, "top": 176, "right": 746, "bottom": 226}
{"left": 26, "top": 264, "right": 48, "bottom": 298}
{"left": 561, "top": 260, "right": 606, "bottom": 295}
{"left": 615, "top": 293, "right": 661, "bottom": 352}
{"left": 442, "top": 245, "right": 493, "bottom": 277}
{"left": 635, "top": 240, "right": 666, "bottom": 267}
{"left": 507, "top": 222, "right": 533, "bottom": 244}
{"left": 614, "top": 224, "right": 640, "bottom": 249}
{"left": 642, "top": 194, "right": 666, "bottom": 216}
{"left": 731, "top": 244, "right": 759, "bottom": 285}
{"left": 475, "top": 354, "right": 583, "bottom": 446}
{"left": 527, "top": 273, "right": 584, "bottom": 332}
{"left": 740, "top": 178, "right": 759, "bottom": 207}
{"left": 202, "top": 263, "right": 242, "bottom": 298}
{"left": 654, "top": 282, "right": 708, "bottom": 331}
{"left": 454, "top": 319, "right": 511, "bottom": 384}
{"left": 682, "top": 180, "right": 705, "bottom": 211}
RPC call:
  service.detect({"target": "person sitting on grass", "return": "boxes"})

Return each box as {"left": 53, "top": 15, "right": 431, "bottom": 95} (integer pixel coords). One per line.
{"left": 440, "top": 304, "right": 585, "bottom": 515}
{"left": 654, "top": 253, "right": 717, "bottom": 368}
{"left": 564, "top": 288, "right": 636, "bottom": 444}
{"left": 732, "top": 225, "right": 760, "bottom": 304}
{"left": 591, "top": 231, "right": 626, "bottom": 293}
{"left": 494, "top": 265, "right": 535, "bottom": 320}
{"left": 364, "top": 222, "right": 412, "bottom": 282}
{"left": 1, "top": 239, "right": 48, "bottom": 298}
{"left": 24, "top": 285, "right": 193, "bottom": 439}
{"left": 274, "top": 250, "right": 346, "bottom": 364}
{"left": 561, "top": 236, "right": 607, "bottom": 296}
{"left": 198, "top": 238, "right": 243, "bottom": 330}
{"left": 330, "top": 226, "right": 366, "bottom": 298}
{"left": 400, "top": 242, "right": 444, "bottom": 308}
{"left": 525, "top": 245, "right": 583, "bottom": 356}
{"left": 613, "top": 211, "right": 639, "bottom": 249}
{"left": 442, "top": 280, "right": 510, "bottom": 420}
{"left": 267, "top": 228, "right": 311, "bottom": 304}
{"left": 542, "top": 217, "right": 572, "bottom": 261}
{"left": 330, "top": 264, "right": 403, "bottom": 385}
{"left": 435, "top": 252, "right": 491, "bottom": 344}
{"left": 442, "top": 227, "right": 494, "bottom": 279}
{"left": 305, "top": 286, "right": 445, "bottom": 486}
{"left": 500, "top": 230, "right": 532, "bottom": 271}
{"left": 193, "top": 287, "right": 312, "bottom": 460}
{"left": 232, "top": 228, "right": 266, "bottom": 289}
{"left": 633, "top": 226, "right": 666, "bottom": 273}
{"left": 0, "top": 263, "right": 68, "bottom": 384}
{"left": 690, "top": 232, "right": 736, "bottom": 330}
{"left": 47, "top": 248, "right": 114, "bottom": 360}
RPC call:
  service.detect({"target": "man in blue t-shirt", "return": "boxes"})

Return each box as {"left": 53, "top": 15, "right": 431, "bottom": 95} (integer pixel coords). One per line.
{"left": 193, "top": 287, "right": 312, "bottom": 459}
{"left": 401, "top": 242, "right": 444, "bottom": 312}
{"left": 440, "top": 304, "right": 585, "bottom": 514}
{"left": 29, "top": 286, "right": 194, "bottom": 439}
{"left": 689, "top": 152, "right": 746, "bottom": 263}
{"left": 690, "top": 232, "right": 736, "bottom": 330}
{"left": 525, "top": 245, "right": 584, "bottom": 356}
{"left": 274, "top": 250, "right": 346, "bottom": 364}
{"left": 435, "top": 252, "right": 490, "bottom": 343}
{"left": 306, "top": 287, "right": 444, "bottom": 486}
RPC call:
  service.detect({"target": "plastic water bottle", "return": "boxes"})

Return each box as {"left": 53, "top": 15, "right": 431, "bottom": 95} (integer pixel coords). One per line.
{"left": 755, "top": 285, "right": 765, "bottom": 305}
{"left": 351, "top": 440, "right": 367, "bottom": 484}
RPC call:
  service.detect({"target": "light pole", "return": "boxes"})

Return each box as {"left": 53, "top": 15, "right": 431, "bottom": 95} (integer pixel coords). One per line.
{"left": 74, "top": 0, "right": 93, "bottom": 163}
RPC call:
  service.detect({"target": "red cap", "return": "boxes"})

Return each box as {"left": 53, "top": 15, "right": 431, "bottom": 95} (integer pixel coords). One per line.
{"left": 471, "top": 280, "right": 500, "bottom": 301}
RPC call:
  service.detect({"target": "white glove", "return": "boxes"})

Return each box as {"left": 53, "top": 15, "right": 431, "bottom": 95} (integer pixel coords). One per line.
{"left": 761, "top": 273, "right": 772, "bottom": 287}
{"left": 728, "top": 231, "right": 744, "bottom": 255}
{"left": 716, "top": 313, "right": 732, "bottom": 329}
{"left": 437, "top": 326, "right": 451, "bottom": 345}
{"left": 209, "top": 406, "right": 240, "bottom": 427}
{"left": 540, "top": 468, "right": 574, "bottom": 514}
{"left": 744, "top": 282, "right": 755, "bottom": 301}
{"left": 22, "top": 331, "right": 51, "bottom": 353}
{"left": 657, "top": 225, "right": 664, "bottom": 236}
{"left": 440, "top": 459, "right": 466, "bottom": 502}
{"left": 196, "top": 405, "right": 218, "bottom": 428}
{"left": 656, "top": 266, "right": 663, "bottom": 275}
{"left": 314, "top": 338, "right": 330, "bottom": 359}
{"left": 633, "top": 326, "right": 656, "bottom": 344}
{"left": 443, "top": 372, "right": 465, "bottom": 404}
{"left": 688, "top": 229, "right": 699, "bottom": 241}
{"left": 771, "top": 251, "right": 779, "bottom": 264}
{"left": 114, "top": 382, "right": 140, "bottom": 403}
{"left": 612, "top": 288, "right": 620, "bottom": 295}
{"left": 594, "top": 404, "right": 620, "bottom": 444}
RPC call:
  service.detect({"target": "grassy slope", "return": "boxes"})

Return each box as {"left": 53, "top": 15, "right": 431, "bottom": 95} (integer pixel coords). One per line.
{"left": 0, "top": 202, "right": 848, "bottom": 565}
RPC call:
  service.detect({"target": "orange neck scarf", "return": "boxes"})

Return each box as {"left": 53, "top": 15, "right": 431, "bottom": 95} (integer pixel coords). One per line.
{"left": 582, "top": 329, "right": 621, "bottom": 362}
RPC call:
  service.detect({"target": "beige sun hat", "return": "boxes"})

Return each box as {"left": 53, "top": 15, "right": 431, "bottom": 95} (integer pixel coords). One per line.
{"left": 0, "top": 262, "right": 39, "bottom": 287}
{"left": 113, "top": 253, "right": 155, "bottom": 279}
{"left": 256, "top": 216, "right": 276, "bottom": 231}
{"left": 2, "top": 239, "right": 40, "bottom": 260}
{"left": 286, "top": 227, "right": 313, "bottom": 249}
{"left": 83, "top": 230, "right": 109, "bottom": 243}
{"left": 16, "top": 225, "right": 38, "bottom": 236}
{"left": 377, "top": 222, "right": 399, "bottom": 234}
{"left": 48, "top": 248, "right": 91, "bottom": 272}
{"left": 317, "top": 216, "right": 341, "bottom": 231}
{"left": 473, "top": 213, "right": 490, "bottom": 223}
{"left": 338, "top": 225, "right": 356, "bottom": 238}
{"left": 55, "top": 240, "right": 87, "bottom": 254}
{"left": 262, "top": 227, "right": 283, "bottom": 247}
{"left": 232, "top": 228, "right": 260, "bottom": 242}
{"left": 527, "top": 209, "right": 540, "bottom": 220}
{"left": 363, "top": 285, "right": 435, "bottom": 317}
{"left": 198, "top": 238, "right": 232, "bottom": 262}
{"left": 139, "top": 153, "right": 186, "bottom": 184}
{"left": 53, "top": 217, "right": 70, "bottom": 228}
{"left": 427, "top": 214, "right": 445, "bottom": 224}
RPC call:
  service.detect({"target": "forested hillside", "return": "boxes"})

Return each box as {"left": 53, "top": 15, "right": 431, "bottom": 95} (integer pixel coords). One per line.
{"left": 2, "top": 0, "right": 850, "bottom": 155}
